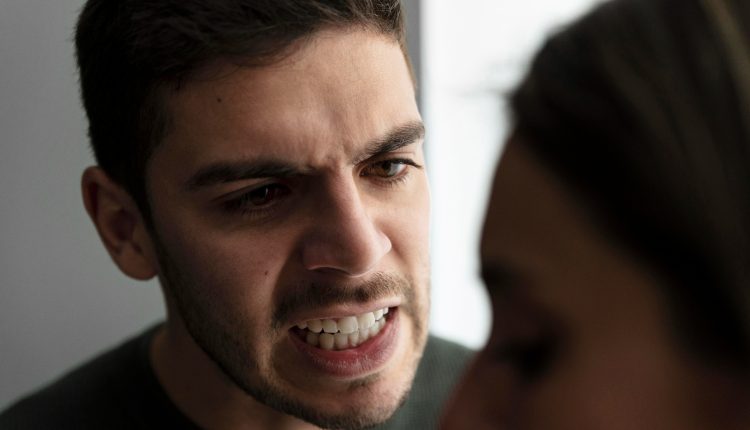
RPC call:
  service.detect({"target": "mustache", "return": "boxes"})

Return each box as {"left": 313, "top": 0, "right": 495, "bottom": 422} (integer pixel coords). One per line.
{"left": 272, "top": 272, "right": 414, "bottom": 329}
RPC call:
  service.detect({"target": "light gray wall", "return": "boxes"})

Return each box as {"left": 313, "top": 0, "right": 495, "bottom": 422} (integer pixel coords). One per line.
{"left": 403, "top": 0, "right": 422, "bottom": 107}
{"left": 0, "top": 0, "right": 164, "bottom": 409}
{"left": 0, "top": 0, "right": 422, "bottom": 410}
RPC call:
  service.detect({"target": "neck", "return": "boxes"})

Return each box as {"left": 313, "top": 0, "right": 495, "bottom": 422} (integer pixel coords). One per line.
{"left": 149, "top": 318, "right": 320, "bottom": 430}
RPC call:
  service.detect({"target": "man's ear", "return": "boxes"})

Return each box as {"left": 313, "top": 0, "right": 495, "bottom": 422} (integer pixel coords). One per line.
{"left": 81, "top": 166, "right": 158, "bottom": 280}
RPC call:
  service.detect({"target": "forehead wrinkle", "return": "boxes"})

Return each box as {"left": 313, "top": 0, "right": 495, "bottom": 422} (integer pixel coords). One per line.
{"left": 159, "top": 28, "right": 418, "bottom": 182}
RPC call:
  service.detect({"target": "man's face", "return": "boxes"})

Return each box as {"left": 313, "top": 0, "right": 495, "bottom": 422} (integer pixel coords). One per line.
{"left": 144, "top": 29, "right": 430, "bottom": 428}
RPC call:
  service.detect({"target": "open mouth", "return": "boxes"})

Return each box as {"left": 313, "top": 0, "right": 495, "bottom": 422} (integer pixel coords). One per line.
{"left": 292, "top": 307, "right": 392, "bottom": 351}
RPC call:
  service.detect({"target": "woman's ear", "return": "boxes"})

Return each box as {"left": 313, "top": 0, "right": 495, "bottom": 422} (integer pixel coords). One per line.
{"left": 81, "top": 166, "right": 158, "bottom": 280}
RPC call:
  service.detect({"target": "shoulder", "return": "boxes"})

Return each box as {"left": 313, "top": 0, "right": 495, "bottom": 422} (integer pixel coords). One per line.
{"left": 419, "top": 335, "right": 475, "bottom": 376}
{"left": 408, "top": 335, "right": 474, "bottom": 404}
{"left": 375, "top": 335, "right": 475, "bottom": 430}
{"left": 0, "top": 326, "right": 159, "bottom": 430}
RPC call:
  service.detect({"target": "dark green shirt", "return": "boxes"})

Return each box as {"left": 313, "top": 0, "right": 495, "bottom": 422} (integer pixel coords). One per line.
{"left": 0, "top": 325, "right": 472, "bottom": 429}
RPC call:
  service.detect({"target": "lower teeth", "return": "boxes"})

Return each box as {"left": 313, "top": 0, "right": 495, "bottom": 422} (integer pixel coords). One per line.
{"left": 303, "top": 317, "right": 387, "bottom": 350}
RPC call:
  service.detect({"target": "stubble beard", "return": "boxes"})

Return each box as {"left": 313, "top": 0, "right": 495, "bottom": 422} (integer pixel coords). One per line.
{"left": 152, "top": 235, "right": 429, "bottom": 429}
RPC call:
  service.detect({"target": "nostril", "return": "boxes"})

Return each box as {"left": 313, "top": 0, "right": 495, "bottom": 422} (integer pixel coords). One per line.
{"left": 300, "top": 181, "right": 392, "bottom": 275}
{"left": 301, "top": 224, "right": 391, "bottom": 276}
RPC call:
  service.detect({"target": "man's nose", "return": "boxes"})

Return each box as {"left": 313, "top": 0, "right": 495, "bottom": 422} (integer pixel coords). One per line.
{"left": 300, "top": 179, "right": 392, "bottom": 277}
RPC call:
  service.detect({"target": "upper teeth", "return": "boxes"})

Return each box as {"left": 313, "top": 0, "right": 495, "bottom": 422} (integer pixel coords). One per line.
{"left": 296, "top": 307, "right": 389, "bottom": 334}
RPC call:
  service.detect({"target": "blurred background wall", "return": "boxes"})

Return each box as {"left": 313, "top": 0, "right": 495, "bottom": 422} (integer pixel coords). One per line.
{"left": 0, "top": 0, "right": 602, "bottom": 409}
{"left": 424, "top": 0, "right": 607, "bottom": 350}
{"left": 0, "top": 0, "right": 165, "bottom": 409}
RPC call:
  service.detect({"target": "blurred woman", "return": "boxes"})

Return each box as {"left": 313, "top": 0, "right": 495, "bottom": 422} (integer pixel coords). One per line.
{"left": 442, "top": 0, "right": 750, "bottom": 428}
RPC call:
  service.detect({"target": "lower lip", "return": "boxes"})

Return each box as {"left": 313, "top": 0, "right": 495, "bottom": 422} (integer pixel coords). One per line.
{"left": 288, "top": 308, "right": 400, "bottom": 379}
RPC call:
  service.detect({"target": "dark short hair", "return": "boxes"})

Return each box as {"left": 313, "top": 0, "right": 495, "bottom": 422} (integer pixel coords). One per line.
{"left": 510, "top": 0, "right": 750, "bottom": 369}
{"left": 75, "top": 0, "right": 408, "bottom": 214}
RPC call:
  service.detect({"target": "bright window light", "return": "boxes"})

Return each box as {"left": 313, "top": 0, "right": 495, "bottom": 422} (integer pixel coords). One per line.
{"left": 424, "top": 0, "right": 607, "bottom": 348}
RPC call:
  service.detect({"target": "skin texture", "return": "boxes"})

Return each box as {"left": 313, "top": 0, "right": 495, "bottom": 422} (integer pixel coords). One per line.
{"left": 441, "top": 139, "right": 748, "bottom": 430}
{"left": 82, "top": 28, "right": 430, "bottom": 430}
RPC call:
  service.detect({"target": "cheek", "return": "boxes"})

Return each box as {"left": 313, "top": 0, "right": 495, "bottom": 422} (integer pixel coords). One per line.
{"left": 513, "top": 332, "right": 702, "bottom": 430}
{"left": 389, "top": 178, "right": 430, "bottom": 260}
{"left": 157, "top": 222, "right": 293, "bottom": 324}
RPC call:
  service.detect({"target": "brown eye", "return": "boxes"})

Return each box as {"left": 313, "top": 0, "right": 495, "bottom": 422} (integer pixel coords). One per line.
{"left": 247, "top": 185, "right": 281, "bottom": 206}
{"left": 377, "top": 161, "right": 406, "bottom": 177}
{"left": 362, "top": 159, "right": 414, "bottom": 178}
{"left": 491, "top": 334, "right": 559, "bottom": 383}
{"left": 223, "top": 183, "right": 290, "bottom": 214}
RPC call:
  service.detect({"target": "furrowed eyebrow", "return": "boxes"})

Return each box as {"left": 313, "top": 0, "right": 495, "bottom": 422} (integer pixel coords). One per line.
{"left": 185, "top": 161, "right": 299, "bottom": 191}
{"left": 354, "top": 120, "right": 426, "bottom": 165}
{"left": 184, "top": 120, "right": 425, "bottom": 191}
